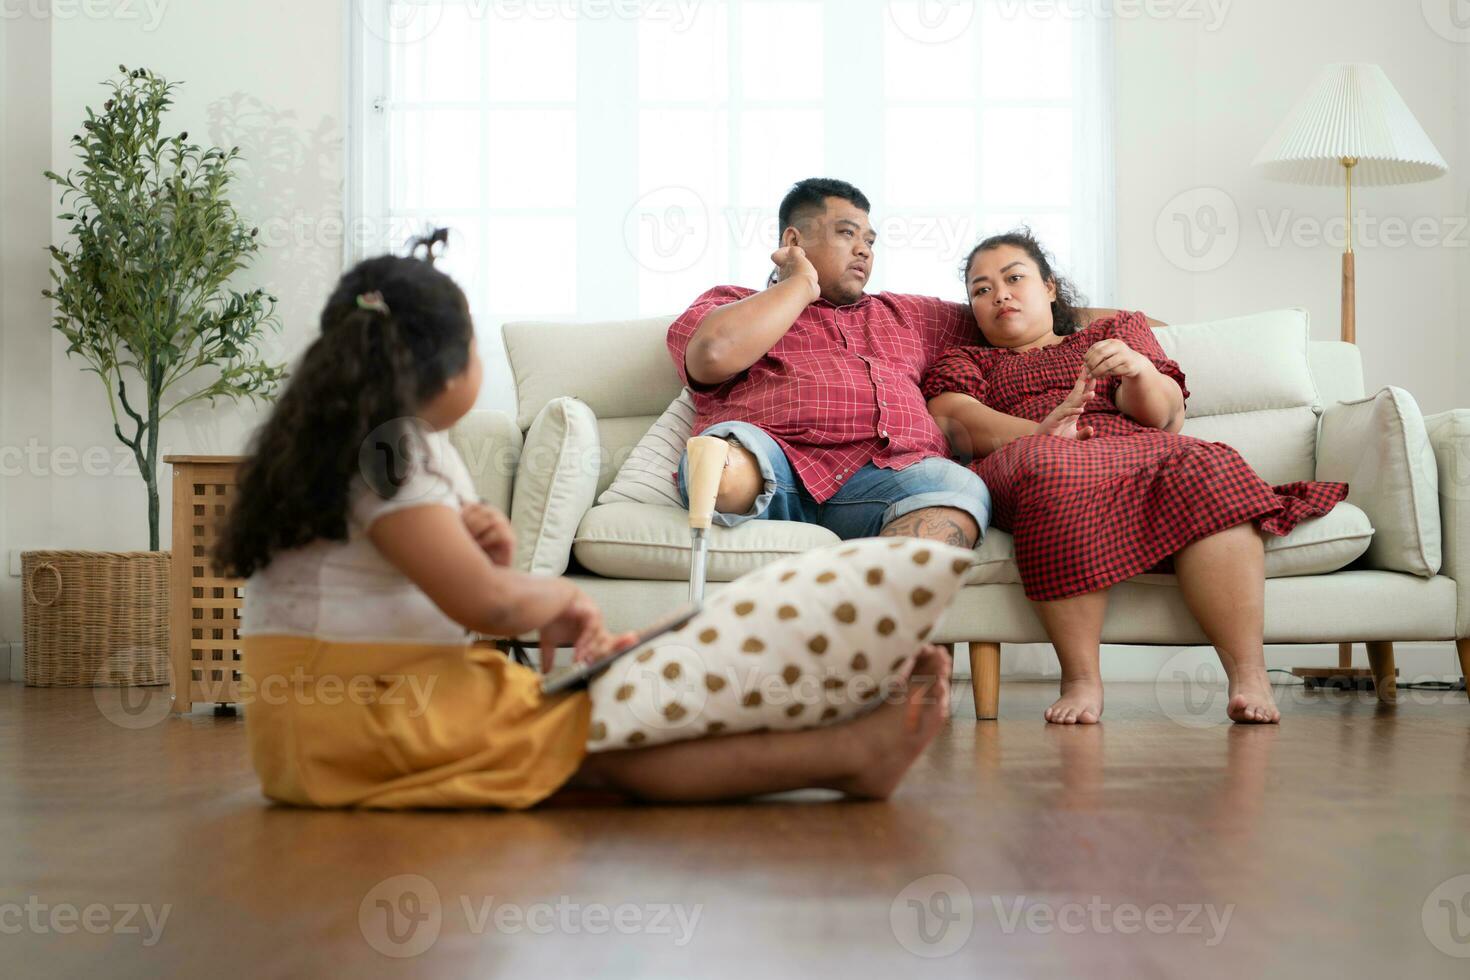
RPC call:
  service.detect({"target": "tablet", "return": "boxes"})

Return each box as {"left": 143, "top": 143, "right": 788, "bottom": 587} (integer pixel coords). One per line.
{"left": 538, "top": 603, "right": 702, "bottom": 696}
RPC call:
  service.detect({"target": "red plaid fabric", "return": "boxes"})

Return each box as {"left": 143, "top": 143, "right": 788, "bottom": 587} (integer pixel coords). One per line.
{"left": 667, "top": 285, "right": 975, "bottom": 502}
{"left": 921, "top": 311, "right": 1350, "bottom": 601}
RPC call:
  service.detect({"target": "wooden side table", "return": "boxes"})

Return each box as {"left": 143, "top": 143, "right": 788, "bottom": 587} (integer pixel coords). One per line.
{"left": 165, "top": 456, "right": 247, "bottom": 714}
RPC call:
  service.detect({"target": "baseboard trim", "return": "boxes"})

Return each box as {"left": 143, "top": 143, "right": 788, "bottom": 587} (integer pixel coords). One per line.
{"left": 1, "top": 641, "right": 21, "bottom": 683}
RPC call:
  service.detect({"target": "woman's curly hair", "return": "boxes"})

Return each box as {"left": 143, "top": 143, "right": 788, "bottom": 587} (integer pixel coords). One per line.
{"left": 214, "top": 232, "right": 473, "bottom": 578}
{"left": 959, "top": 227, "right": 1087, "bottom": 341}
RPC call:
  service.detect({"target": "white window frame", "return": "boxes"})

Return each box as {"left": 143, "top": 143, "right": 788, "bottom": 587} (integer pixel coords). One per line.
{"left": 347, "top": 0, "right": 1117, "bottom": 410}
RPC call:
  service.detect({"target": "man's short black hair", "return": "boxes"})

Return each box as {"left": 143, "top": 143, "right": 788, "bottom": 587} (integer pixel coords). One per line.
{"left": 778, "top": 178, "right": 871, "bottom": 236}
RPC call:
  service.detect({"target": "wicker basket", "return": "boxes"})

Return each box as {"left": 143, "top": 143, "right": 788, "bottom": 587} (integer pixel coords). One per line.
{"left": 22, "top": 550, "right": 172, "bottom": 687}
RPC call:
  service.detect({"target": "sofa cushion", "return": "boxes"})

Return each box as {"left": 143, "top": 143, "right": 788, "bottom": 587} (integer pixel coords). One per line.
{"left": 449, "top": 409, "right": 522, "bottom": 515}
{"left": 505, "top": 316, "right": 681, "bottom": 430}
{"left": 966, "top": 502, "right": 1372, "bottom": 585}
{"left": 1155, "top": 308, "right": 1321, "bottom": 485}
{"left": 598, "top": 390, "right": 694, "bottom": 510}
{"left": 585, "top": 536, "right": 974, "bottom": 751}
{"left": 1316, "top": 387, "right": 1440, "bottom": 577}
{"left": 1258, "top": 502, "right": 1374, "bottom": 577}
{"left": 510, "top": 397, "right": 601, "bottom": 576}
{"left": 575, "top": 502, "right": 839, "bottom": 580}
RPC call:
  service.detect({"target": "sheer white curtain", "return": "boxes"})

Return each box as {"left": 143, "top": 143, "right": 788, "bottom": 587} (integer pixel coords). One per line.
{"left": 349, "top": 0, "right": 1117, "bottom": 418}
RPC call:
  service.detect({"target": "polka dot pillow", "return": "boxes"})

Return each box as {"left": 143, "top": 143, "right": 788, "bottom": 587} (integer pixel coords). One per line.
{"left": 585, "top": 537, "right": 975, "bottom": 752}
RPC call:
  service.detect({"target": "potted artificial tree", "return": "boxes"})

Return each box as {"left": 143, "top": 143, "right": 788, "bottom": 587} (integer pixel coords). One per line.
{"left": 27, "top": 66, "right": 285, "bottom": 687}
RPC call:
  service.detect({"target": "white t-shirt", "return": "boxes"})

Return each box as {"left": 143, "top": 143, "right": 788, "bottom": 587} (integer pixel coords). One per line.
{"left": 239, "top": 428, "right": 479, "bottom": 646}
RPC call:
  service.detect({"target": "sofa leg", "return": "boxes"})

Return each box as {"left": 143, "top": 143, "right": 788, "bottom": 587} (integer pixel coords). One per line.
{"left": 971, "top": 643, "right": 1000, "bottom": 720}
{"left": 1457, "top": 639, "right": 1470, "bottom": 703}
{"left": 1365, "top": 641, "right": 1397, "bottom": 704}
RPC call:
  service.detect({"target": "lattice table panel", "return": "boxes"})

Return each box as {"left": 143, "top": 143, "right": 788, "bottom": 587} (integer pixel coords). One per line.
{"left": 166, "top": 457, "right": 247, "bottom": 712}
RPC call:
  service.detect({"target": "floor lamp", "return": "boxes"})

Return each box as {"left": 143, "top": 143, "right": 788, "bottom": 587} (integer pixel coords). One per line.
{"left": 1253, "top": 63, "right": 1448, "bottom": 691}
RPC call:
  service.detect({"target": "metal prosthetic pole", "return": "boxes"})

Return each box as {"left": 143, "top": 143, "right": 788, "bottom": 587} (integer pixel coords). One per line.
{"left": 684, "top": 435, "right": 729, "bottom": 603}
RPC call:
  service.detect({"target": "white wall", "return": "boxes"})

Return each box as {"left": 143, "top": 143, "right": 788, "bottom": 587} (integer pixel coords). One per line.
{"left": 1115, "top": 0, "right": 1470, "bottom": 414}
{"left": 0, "top": 1, "right": 346, "bottom": 642}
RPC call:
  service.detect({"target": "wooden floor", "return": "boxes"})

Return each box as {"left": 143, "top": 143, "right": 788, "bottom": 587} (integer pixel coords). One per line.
{"left": 2, "top": 679, "right": 1469, "bottom": 979}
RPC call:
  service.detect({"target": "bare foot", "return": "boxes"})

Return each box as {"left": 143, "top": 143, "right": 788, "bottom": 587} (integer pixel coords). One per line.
{"left": 834, "top": 645, "right": 952, "bottom": 800}
{"left": 1226, "top": 672, "right": 1280, "bottom": 724}
{"left": 1044, "top": 677, "right": 1103, "bottom": 724}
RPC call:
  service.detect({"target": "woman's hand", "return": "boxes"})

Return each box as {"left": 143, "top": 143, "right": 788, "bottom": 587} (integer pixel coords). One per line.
{"left": 461, "top": 500, "right": 515, "bottom": 567}
{"left": 1083, "top": 339, "right": 1154, "bottom": 380}
{"left": 1036, "top": 366, "right": 1097, "bottom": 441}
{"left": 538, "top": 588, "right": 637, "bottom": 672}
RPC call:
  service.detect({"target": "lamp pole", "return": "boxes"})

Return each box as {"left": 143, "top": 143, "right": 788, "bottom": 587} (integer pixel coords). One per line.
{"left": 1341, "top": 155, "right": 1357, "bottom": 344}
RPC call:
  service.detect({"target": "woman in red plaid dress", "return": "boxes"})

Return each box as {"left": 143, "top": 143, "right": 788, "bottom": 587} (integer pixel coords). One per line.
{"left": 924, "top": 230, "right": 1348, "bottom": 726}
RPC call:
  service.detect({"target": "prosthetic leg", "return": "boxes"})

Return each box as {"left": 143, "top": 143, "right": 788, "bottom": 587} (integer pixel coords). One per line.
{"left": 684, "top": 435, "right": 730, "bottom": 603}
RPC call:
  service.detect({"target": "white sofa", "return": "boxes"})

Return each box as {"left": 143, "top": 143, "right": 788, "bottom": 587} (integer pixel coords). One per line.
{"left": 451, "top": 308, "right": 1470, "bottom": 718}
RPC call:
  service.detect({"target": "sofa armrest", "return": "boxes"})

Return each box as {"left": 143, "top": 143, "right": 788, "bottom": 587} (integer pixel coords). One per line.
{"left": 1426, "top": 409, "right": 1470, "bottom": 637}
{"left": 449, "top": 409, "right": 523, "bottom": 514}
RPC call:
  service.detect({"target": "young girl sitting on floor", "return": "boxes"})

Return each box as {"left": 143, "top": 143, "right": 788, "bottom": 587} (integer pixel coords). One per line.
{"left": 214, "top": 236, "right": 950, "bottom": 809}
{"left": 923, "top": 229, "right": 1349, "bottom": 726}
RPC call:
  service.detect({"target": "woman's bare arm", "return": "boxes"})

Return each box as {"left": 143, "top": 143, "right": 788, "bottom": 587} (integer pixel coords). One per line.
{"left": 1115, "top": 370, "right": 1186, "bottom": 432}
{"left": 928, "top": 393, "right": 1040, "bottom": 463}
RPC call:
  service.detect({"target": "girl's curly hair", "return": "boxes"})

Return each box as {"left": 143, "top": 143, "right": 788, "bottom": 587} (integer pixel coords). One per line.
{"left": 214, "top": 232, "right": 473, "bottom": 578}
{"left": 960, "top": 227, "right": 1087, "bottom": 340}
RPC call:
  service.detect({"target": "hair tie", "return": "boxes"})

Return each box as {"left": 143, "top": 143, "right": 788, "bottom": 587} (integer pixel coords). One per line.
{"left": 356, "top": 291, "right": 390, "bottom": 315}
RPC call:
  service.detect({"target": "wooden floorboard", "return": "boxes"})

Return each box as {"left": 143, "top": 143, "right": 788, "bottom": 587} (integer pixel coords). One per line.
{"left": 2, "top": 680, "right": 1468, "bottom": 978}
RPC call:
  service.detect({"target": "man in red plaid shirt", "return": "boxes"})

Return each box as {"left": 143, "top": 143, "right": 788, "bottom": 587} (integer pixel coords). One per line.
{"left": 667, "top": 178, "right": 992, "bottom": 548}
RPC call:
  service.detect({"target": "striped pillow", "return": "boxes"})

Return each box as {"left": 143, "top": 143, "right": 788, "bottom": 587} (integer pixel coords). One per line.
{"left": 597, "top": 390, "right": 696, "bottom": 509}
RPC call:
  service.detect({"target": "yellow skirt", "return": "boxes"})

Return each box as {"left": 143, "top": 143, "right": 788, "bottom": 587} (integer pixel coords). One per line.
{"left": 240, "top": 635, "right": 591, "bottom": 809}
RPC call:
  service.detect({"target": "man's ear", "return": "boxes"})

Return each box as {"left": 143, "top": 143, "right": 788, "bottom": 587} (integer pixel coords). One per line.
{"left": 781, "top": 225, "right": 802, "bottom": 249}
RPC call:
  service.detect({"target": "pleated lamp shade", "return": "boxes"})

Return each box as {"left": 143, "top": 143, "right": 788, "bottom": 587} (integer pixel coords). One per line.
{"left": 1253, "top": 63, "right": 1447, "bottom": 186}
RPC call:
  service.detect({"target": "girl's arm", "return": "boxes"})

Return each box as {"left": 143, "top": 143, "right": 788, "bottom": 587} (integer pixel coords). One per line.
{"left": 368, "top": 504, "right": 629, "bottom": 664}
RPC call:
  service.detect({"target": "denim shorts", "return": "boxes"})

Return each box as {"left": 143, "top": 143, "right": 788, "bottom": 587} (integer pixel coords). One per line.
{"left": 677, "top": 421, "right": 992, "bottom": 541}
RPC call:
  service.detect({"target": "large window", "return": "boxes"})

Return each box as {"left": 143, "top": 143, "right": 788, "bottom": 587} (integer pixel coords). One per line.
{"left": 350, "top": 0, "right": 1116, "bottom": 412}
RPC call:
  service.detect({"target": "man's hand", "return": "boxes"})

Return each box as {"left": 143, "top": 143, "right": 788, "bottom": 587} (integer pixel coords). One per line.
{"left": 770, "top": 245, "right": 820, "bottom": 302}
{"left": 1036, "top": 366, "right": 1097, "bottom": 441}
{"left": 461, "top": 500, "right": 515, "bottom": 567}
{"left": 1083, "top": 339, "right": 1154, "bottom": 380}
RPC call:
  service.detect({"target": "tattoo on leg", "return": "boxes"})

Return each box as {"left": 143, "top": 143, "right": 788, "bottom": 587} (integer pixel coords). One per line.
{"left": 880, "top": 509, "right": 975, "bottom": 547}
